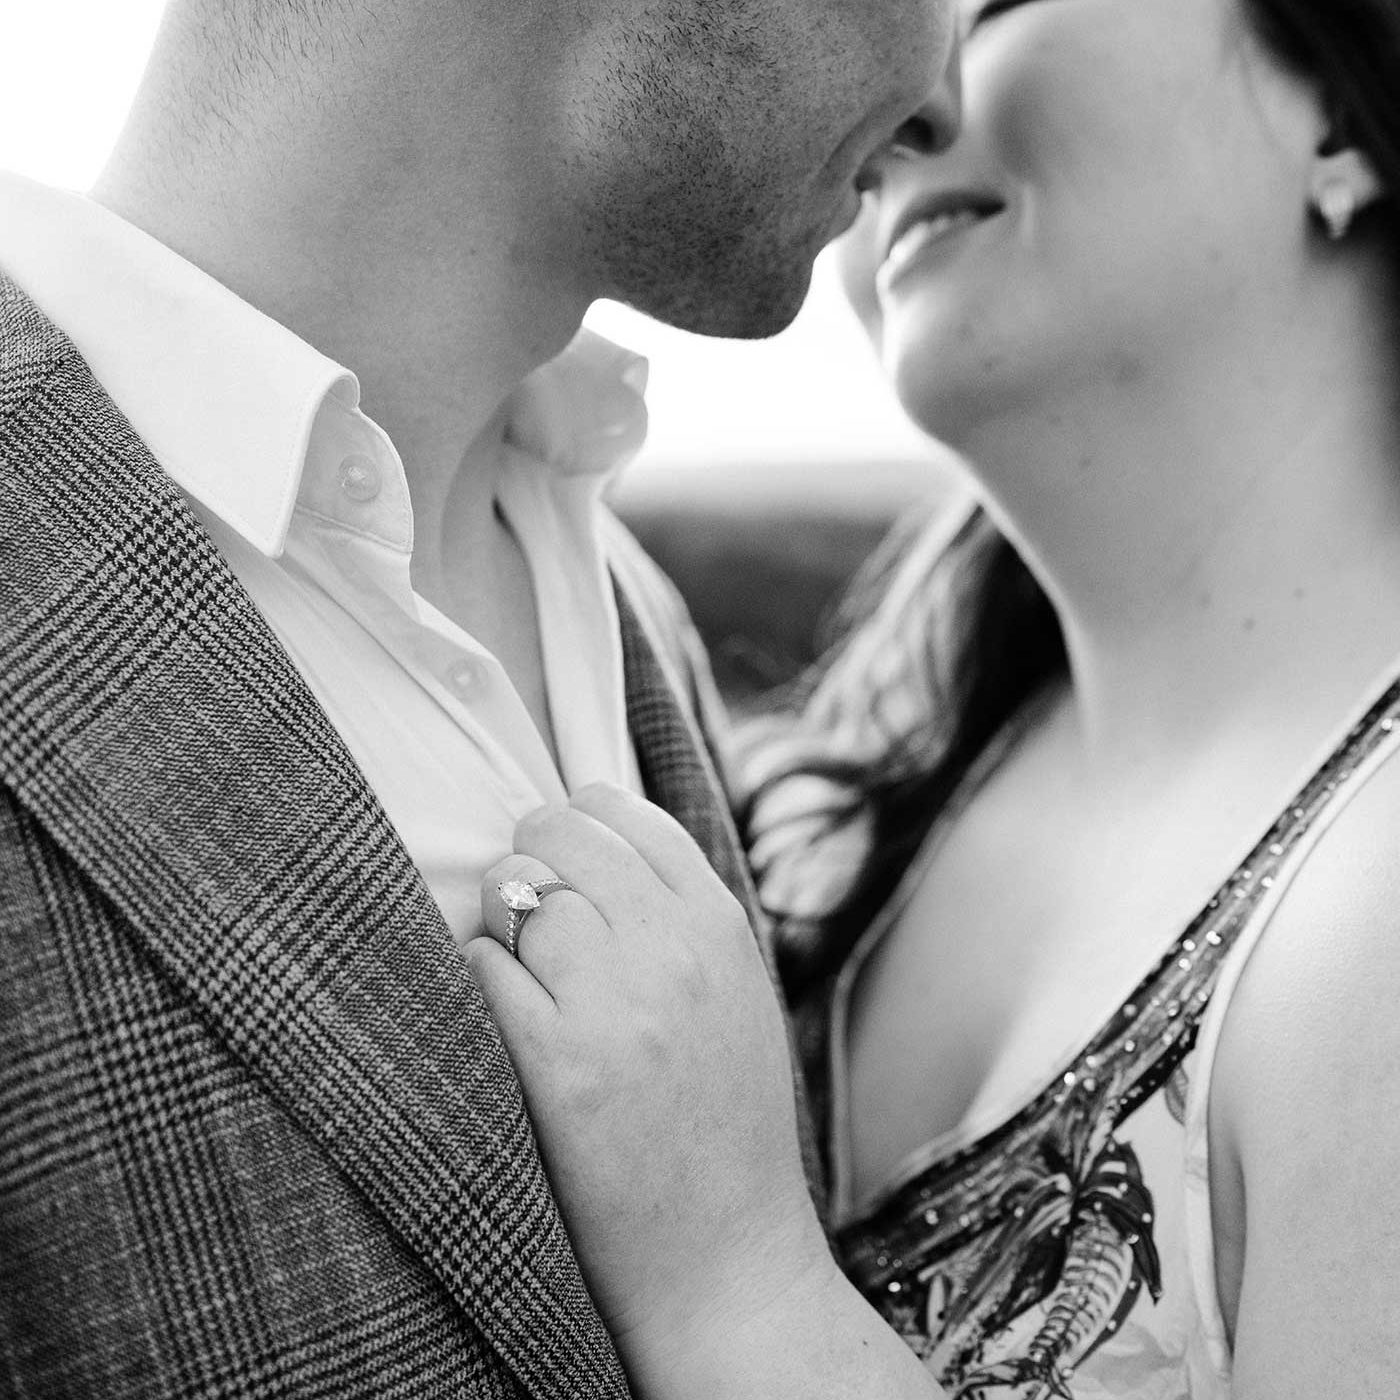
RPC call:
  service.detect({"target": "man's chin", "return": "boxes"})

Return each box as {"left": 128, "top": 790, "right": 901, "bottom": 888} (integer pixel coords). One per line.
{"left": 621, "top": 263, "right": 815, "bottom": 341}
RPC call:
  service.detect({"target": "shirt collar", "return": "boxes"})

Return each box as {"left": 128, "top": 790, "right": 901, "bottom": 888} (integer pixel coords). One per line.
{"left": 0, "top": 170, "right": 649, "bottom": 557}
{"left": 504, "top": 328, "right": 649, "bottom": 478}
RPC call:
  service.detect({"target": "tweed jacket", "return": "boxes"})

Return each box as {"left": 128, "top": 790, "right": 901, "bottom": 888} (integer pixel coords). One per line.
{"left": 0, "top": 275, "right": 779, "bottom": 1398}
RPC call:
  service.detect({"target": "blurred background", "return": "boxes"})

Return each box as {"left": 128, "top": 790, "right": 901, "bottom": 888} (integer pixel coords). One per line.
{"left": 1, "top": 4, "right": 958, "bottom": 704}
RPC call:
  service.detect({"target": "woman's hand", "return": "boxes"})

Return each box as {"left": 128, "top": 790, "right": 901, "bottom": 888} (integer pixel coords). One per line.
{"left": 466, "top": 783, "right": 833, "bottom": 1366}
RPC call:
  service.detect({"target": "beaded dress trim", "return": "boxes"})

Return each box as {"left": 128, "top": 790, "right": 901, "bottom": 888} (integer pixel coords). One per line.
{"left": 826, "top": 677, "right": 1400, "bottom": 1397}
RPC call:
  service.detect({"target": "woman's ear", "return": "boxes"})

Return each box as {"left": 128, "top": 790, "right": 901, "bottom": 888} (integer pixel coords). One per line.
{"left": 1308, "top": 139, "right": 1385, "bottom": 241}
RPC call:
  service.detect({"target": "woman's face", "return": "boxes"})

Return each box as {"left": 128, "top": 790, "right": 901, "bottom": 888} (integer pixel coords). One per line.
{"left": 842, "top": 0, "right": 1325, "bottom": 443}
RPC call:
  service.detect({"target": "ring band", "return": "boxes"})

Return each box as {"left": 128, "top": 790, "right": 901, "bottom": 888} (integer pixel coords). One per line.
{"left": 497, "top": 878, "right": 572, "bottom": 957}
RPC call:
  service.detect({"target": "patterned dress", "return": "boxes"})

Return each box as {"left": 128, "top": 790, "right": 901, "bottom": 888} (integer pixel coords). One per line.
{"left": 794, "top": 675, "right": 1400, "bottom": 1400}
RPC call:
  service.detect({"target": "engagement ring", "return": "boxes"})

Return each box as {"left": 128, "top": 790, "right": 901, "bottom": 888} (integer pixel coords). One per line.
{"left": 497, "top": 877, "right": 572, "bottom": 957}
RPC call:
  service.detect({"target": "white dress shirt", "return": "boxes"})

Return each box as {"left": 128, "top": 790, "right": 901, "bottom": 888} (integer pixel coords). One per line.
{"left": 0, "top": 170, "right": 648, "bottom": 945}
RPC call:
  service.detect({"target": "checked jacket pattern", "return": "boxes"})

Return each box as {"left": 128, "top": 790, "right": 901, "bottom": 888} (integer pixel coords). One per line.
{"left": 0, "top": 275, "right": 789, "bottom": 1398}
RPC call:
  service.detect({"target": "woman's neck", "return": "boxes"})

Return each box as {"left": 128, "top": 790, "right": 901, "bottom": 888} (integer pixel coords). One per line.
{"left": 959, "top": 295, "right": 1400, "bottom": 786}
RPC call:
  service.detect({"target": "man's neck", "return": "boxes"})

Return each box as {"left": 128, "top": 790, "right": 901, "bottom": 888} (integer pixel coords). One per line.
{"left": 90, "top": 6, "right": 592, "bottom": 579}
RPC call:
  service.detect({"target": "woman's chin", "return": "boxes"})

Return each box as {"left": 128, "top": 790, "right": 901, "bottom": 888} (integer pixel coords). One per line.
{"left": 887, "top": 342, "right": 1025, "bottom": 451}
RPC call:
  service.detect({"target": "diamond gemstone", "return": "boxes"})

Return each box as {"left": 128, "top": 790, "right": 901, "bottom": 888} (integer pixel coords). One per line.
{"left": 499, "top": 880, "right": 542, "bottom": 911}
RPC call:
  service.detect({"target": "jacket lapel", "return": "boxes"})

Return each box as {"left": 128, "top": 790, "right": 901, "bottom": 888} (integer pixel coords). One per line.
{"left": 613, "top": 581, "right": 760, "bottom": 922}
{"left": 613, "top": 573, "right": 828, "bottom": 1204}
{"left": 0, "top": 278, "right": 627, "bottom": 1399}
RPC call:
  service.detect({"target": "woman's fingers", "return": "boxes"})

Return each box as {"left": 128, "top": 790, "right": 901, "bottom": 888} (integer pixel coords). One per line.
{"left": 567, "top": 783, "right": 733, "bottom": 903}
{"left": 464, "top": 931, "right": 559, "bottom": 1054}
{"left": 513, "top": 801, "right": 681, "bottom": 935}
{"left": 511, "top": 785, "right": 742, "bottom": 946}
{"left": 479, "top": 851, "right": 614, "bottom": 1000}
{"left": 479, "top": 785, "right": 755, "bottom": 1068}
{"left": 480, "top": 851, "right": 574, "bottom": 948}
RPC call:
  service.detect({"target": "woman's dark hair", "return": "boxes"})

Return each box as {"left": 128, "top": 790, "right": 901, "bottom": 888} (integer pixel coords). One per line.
{"left": 1245, "top": 2, "right": 1400, "bottom": 247}
{"left": 745, "top": 0, "right": 1400, "bottom": 1002}
{"left": 741, "top": 502, "right": 1063, "bottom": 999}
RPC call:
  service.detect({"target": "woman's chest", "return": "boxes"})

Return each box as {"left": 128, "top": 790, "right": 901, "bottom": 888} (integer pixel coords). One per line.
{"left": 827, "top": 814, "right": 1260, "bottom": 1400}
{"left": 833, "top": 1069, "right": 1221, "bottom": 1400}
{"left": 840, "top": 785, "right": 1228, "bottom": 1212}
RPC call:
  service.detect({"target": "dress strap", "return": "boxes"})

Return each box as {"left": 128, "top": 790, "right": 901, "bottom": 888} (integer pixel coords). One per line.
{"left": 1181, "top": 685, "right": 1400, "bottom": 1387}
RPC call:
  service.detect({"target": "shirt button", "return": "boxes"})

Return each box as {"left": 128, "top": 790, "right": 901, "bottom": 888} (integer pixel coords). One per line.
{"left": 447, "top": 659, "right": 486, "bottom": 698}
{"left": 339, "top": 453, "right": 381, "bottom": 503}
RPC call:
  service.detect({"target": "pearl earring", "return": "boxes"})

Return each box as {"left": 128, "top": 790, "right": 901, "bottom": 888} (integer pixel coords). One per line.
{"left": 1316, "top": 181, "right": 1357, "bottom": 241}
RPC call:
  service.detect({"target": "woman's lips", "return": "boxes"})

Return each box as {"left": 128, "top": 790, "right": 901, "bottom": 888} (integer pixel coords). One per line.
{"left": 878, "top": 192, "right": 1005, "bottom": 287}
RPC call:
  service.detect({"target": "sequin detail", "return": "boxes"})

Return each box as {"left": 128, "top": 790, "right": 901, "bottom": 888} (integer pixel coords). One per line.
{"left": 829, "top": 684, "right": 1400, "bottom": 1396}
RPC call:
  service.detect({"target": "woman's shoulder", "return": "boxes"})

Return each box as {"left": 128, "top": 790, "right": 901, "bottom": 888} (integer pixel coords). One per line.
{"left": 1213, "top": 737, "right": 1400, "bottom": 1106}
{"left": 1203, "top": 728, "right": 1400, "bottom": 1383}
{"left": 1209, "top": 734, "right": 1400, "bottom": 1211}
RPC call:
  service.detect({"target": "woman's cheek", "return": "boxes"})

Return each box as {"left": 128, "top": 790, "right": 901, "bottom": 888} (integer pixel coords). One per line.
{"left": 974, "top": 23, "right": 1155, "bottom": 201}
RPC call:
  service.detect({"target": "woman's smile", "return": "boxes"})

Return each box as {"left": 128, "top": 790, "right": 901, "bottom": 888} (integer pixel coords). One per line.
{"left": 876, "top": 189, "right": 1007, "bottom": 294}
